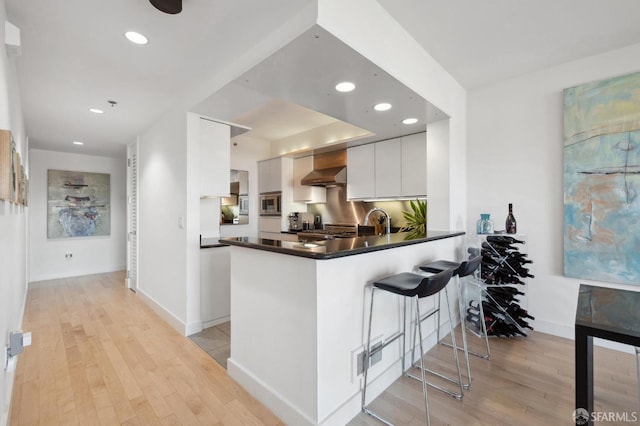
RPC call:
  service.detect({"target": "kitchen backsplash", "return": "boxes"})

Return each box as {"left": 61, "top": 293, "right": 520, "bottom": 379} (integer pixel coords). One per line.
{"left": 305, "top": 186, "right": 424, "bottom": 228}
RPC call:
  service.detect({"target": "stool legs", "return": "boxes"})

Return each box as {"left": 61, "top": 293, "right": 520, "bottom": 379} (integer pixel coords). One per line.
{"left": 455, "top": 278, "right": 472, "bottom": 388}
{"left": 363, "top": 288, "right": 426, "bottom": 425}
{"left": 432, "top": 276, "right": 473, "bottom": 388}
{"left": 636, "top": 346, "right": 640, "bottom": 411}
{"left": 361, "top": 287, "right": 375, "bottom": 415}
{"left": 409, "top": 286, "right": 465, "bottom": 399}
{"left": 415, "top": 295, "right": 431, "bottom": 426}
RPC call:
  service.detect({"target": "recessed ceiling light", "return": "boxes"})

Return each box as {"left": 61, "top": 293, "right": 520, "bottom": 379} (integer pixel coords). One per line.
{"left": 374, "top": 103, "right": 392, "bottom": 111}
{"left": 125, "top": 31, "right": 149, "bottom": 45}
{"left": 89, "top": 108, "right": 104, "bottom": 114}
{"left": 73, "top": 141, "right": 84, "bottom": 145}
{"left": 335, "top": 82, "right": 355, "bottom": 93}
{"left": 402, "top": 118, "right": 418, "bottom": 125}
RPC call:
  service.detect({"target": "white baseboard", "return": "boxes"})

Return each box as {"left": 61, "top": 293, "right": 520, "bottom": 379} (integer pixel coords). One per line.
{"left": 533, "top": 319, "right": 574, "bottom": 340}
{"left": 3, "top": 279, "right": 29, "bottom": 426}
{"left": 135, "top": 288, "right": 189, "bottom": 336}
{"left": 228, "top": 359, "right": 316, "bottom": 426}
{"left": 227, "top": 324, "right": 444, "bottom": 426}
{"left": 185, "top": 320, "right": 203, "bottom": 337}
{"left": 534, "top": 319, "right": 635, "bottom": 354}
{"left": 203, "top": 315, "right": 230, "bottom": 329}
{"left": 29, "top": 264, "right": 126, "bottom": 284}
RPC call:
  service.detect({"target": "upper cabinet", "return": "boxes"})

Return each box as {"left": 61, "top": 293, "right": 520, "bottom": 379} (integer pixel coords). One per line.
{"left": 200, "top": 117, "right": 230, "bottom": 197}
{"left": 347, "top": 132, "right": 427, "bottom": 200}
{"left": 347, "top": 143, "right": 375, "bottom": 200}
{"left": 191, "top": 113, "right": 250, "bottom": 198}
{"left": 293, "top": 156, "right": 326, "bottom": 203}
{"left": 400, "top": 132, "right": 427, "bottom": 197}
{"left": 374, "top": 137, "right": 402, "bottom": 198}
{"left": 258, "top": 157, "right": 282, "bottom": 193}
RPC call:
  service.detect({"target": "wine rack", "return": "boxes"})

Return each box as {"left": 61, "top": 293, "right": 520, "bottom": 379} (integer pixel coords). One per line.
{"left": 464, "top": 234, "right": 534, "bottom": 339}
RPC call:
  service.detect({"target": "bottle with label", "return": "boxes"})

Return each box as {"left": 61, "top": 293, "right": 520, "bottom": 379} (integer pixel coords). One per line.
{"left": 505, "top": 203, "right": 517, "bottom": 234}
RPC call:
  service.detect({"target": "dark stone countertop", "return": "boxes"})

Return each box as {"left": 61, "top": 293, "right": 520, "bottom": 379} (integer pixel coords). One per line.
{"left": 220, "top": 230, "right": 465, "bottom": 260}
{"left": 200, "top": 237, "right": 230, "bottom": 249}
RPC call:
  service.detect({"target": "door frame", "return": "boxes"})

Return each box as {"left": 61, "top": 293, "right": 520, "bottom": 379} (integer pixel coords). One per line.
{"left": 126, "top": 140, "right": 139, "bottom": 291}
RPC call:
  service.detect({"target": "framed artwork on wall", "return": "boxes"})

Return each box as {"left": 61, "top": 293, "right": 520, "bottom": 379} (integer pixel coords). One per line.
{"left": 0, "top": 129, "right": 12, "bottom": 201}
{"left": 564, "top": 70, "right": 640, "bottom": 285}
{"left": 47, "top": 169, "right": 111, "bottom": 238}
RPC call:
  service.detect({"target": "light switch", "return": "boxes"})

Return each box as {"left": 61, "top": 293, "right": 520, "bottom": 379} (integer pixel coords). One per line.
{"left": 178, "top": 216, "right": 184, "bottom": 229}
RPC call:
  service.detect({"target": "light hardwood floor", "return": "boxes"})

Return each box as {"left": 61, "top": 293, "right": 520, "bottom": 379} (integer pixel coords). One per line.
{"left": 350, "top": 327, "right": 639, "bottom": 425}
{"left": 9, "top": 271, "right": 282, "bottom": 426}
{"left": 10, "top": 271, "right": 639, "bottom": 425}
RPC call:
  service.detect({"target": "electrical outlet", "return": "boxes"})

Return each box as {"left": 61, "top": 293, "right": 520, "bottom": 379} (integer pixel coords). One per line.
{"left": 370, "top": 341, "right": 383, "bottom": 366}
{"left": 353, "top": 338, "right": 384, "bottom": 378}
{"left": 356, "top": 350, "right": 365, "bottom": 376}
{"left": 65, "top": 252, "right": 73, "bottom": 259}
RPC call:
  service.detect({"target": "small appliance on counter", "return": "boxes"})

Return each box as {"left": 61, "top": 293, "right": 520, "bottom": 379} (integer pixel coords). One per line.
{"left": 288, "top": 212, "right": 315, "bottom": 231}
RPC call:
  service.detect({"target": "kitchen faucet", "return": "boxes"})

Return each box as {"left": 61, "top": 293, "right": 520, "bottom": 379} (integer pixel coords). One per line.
{"left": 364, "top": 208, "right": 391, "bottom": 235}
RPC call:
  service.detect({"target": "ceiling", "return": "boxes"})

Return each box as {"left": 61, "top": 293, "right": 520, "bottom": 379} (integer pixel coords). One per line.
{"left": 7, "top": 0, "right": 640, "bottom": 159}
{"left": 193, "top": 26, "right": 444, "bottom": 156}
{"left": 377, "top": 0, "right": 640, "bottom": 90}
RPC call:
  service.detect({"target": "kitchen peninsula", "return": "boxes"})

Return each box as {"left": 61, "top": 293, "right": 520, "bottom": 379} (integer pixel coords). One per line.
{"left": 223, "top": 230, "right": 464, "bottom": 425}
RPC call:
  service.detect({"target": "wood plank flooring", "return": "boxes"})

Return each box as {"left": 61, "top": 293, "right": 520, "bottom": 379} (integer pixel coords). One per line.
{"left": 350, "top": 328, "right": 639, "bottom": 425}
{"left": 9, "top": 272, "right": 282, "bottom": 426}
{"left": 10, "top": 271, "right": 639, "bottom": 425}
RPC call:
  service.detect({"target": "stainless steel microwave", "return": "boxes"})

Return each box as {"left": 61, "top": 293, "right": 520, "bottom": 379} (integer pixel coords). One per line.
{"left": 260, "top": 192, "right": 281, "bottom": 216}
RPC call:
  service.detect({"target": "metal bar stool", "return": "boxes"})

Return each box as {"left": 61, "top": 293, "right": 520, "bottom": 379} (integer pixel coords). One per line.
{"left": 362, "top": 268, "right": 456, "bottom": 426}
{"left": 637, "top": 347, "right": 640, "bottom": 410}
{"left": 417, "top": 254, "right": 485, "bottom": 391}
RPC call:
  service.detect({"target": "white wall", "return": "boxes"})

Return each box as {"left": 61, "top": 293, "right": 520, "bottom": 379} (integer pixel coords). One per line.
{"left": 0, "top": 2, "right": 28, "bottom": 424}
{"left": 28, "top": 149, "right": 126, "bottom": 282}
{"left": 467, "top": 42, "right": 640, "bottom": 341}
{"left": 427, "top": 120, "right": 450, "bottom": 230}
{"left": 135, "top": 5, "right": 318, "bottom": 336}
{"left": 137, "top": 111, "right": 190, "bottom": 331}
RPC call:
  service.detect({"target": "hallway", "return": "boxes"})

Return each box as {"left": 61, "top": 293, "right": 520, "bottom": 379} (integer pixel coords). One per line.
{"left": 9, "top": 271, "right": 282, "bottom": 425}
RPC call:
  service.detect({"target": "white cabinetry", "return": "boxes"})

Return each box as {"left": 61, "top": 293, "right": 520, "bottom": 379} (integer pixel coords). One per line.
{"left": 401, "top": 133, "right": 427, "bottom": 197}
{"left": 293, "top": 156, "right": 326, "bottom": 203}
{"left": 347, "top": 144, "right": 375, "bottom": 200}
{"left": 258, "top": 157, "right": 302, "bottom": 232}
{"left": 258, "top": 158, "right": 282, "bottom": 193}
{"left": 347, "top": 132, "right": 427, "bottom": 200}
{"left": 374, "top": 138, "right": 402, "bottom": 198}
{"left": 197, "top": 116, "right": 230, "bottom": 197}
{"left": 200, "top": 247, "right": 230, "bottom": 328}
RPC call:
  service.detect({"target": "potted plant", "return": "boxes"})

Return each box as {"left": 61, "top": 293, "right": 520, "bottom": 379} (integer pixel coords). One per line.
{"left": 401, "top": 199, "right": 427, "bottom": 238}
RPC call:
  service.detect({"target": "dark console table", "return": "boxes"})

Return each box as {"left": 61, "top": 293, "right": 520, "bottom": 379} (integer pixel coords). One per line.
{"left": 575, "top": 284, "right": 640, "bottom": 425}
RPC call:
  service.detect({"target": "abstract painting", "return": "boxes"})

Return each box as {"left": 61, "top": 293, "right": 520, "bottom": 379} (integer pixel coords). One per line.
{"left": 47, "top": 169, "right": 110, "bottom": 238}
{"left": 564, "top": 71, "right": 640, "bottom": 285}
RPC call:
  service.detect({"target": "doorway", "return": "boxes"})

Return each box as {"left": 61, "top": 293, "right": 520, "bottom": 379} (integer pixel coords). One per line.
{"left": 126, "top": 141, "right": 138, "bottom": 291}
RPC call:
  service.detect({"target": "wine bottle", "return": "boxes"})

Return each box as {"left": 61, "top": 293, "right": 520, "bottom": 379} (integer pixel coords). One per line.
{"left": 505, "top": 203, "right": 517, "bottom": 234}
{"left": 486, "top": 235, "right": 524, "bottom": 245}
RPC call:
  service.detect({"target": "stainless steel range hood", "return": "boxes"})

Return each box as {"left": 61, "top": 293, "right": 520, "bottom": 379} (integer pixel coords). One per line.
{"left": 301, "top": 150, "right": 347, "bottom": 187}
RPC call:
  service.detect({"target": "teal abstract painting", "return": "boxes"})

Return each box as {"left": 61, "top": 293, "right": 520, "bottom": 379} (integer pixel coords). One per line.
{"left": 564, "top": 71, "right": 640, "bottom": 285}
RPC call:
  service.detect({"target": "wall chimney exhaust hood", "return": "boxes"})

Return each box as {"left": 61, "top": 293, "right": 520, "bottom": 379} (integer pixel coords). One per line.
{"left": 301, "top": 150, "right": 347, "bottom": 187}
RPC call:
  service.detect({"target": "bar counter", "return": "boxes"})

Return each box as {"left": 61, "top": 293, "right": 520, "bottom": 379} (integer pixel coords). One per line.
{"left": 221, "top": 230, "right": 464, "bottom": 259}
{"left": 226, "top": 228, "right": 465, "bottom": 425}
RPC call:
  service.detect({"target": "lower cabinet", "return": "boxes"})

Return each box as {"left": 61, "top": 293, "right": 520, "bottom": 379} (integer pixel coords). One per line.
{"left": 200, "top": 247, "right": 230, "bottom": 328}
